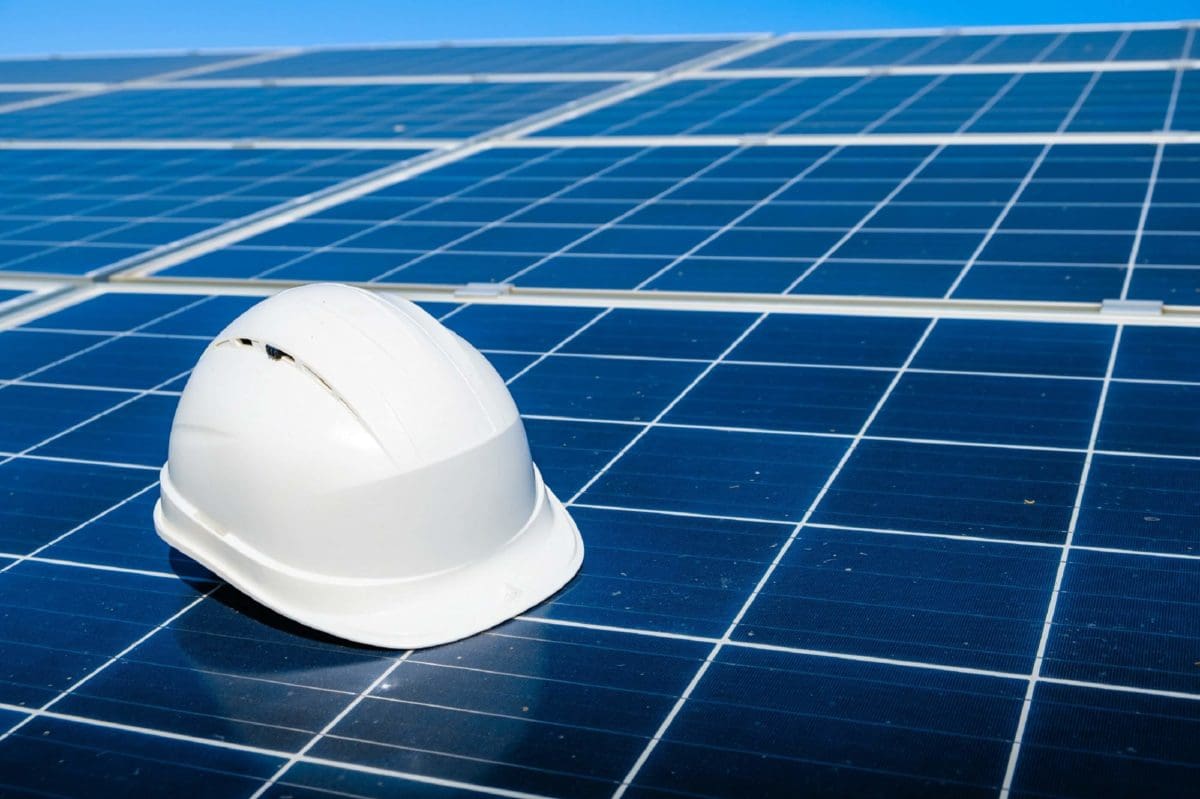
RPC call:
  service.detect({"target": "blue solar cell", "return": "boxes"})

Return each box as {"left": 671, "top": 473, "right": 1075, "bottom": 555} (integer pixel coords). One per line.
{"left": 646, "top": 256, "right": 810, "bottom": 293}
{"left": 0, "top": 329, "right": 98, "bottom": 376}
{"left": 511, "top": 354, "right": 705, "bottom": 421}
{"left": 1068, "top": 70, "right": 1176, "bottom": 132}
{"left": 1112, "top": 26, "right": 1190, "bottom": 60}
{"left": 737, "top": 526, "right": 1060, "bottom": 671}
{"left": 582, "top": 425, "right": 849, "bottom": 520}
{"left": 442, "top": 303, "right": 601, "bottom": 351}
{"left": 544, "top": 505, "right": 791, "bottom": 635}
{"left": 731, "top": 314, "right": 929, "bottom": 366}
{"left": 951, "top": 264, "right": 1127, "bottom": 302}
{"left": 873, "top": 371, "right": 1102, "bottom": 448}
{"left": 1098, "top": 382, "right": 1200, "bottom": 456}
{"left": 667, "top": 363, "right": 892, "bottom": 434}
{"left": 381, "top": 252, "right": 539, "bottom": 284}
{"left": 37, "top": 392, "right": 176, "bottom": 467}
{"left": 0, "top": 458, "right": 152, "bottom": 555}
{"left": 562, "top": 308, "right": 755, "bottom": 359}
{"left": 1011, "top": 683, "right": 1200, "bottom": 798}
{"left": 1138, "top": 234, "right": 1200, "bottom": 267}
{"left": 0, "top": 383, "right": 129, "bottom": 451}
{"left": 793, "top": 259, "right": 963, "bottom": 296}
{"left": 1115, "top": 326, "right": 1200, "bottom": 381}
{"left": 1078, "top": 455, "right": 1200, "bottom": 555}
{"left": 916, "top": 320, "right": 1115, "bottom": 377}
{"left": 633, "top": 647, "right": 1025, "bottom": 798}
{"left": 518, "top": 254, "right": 673, "bottom": 288}
{"left": 1044, "top": 550, "right": 1200, "bottom": 692}
{"left": 813, "top": 439, "right": 1084, "bottom": 543}
{"left": 1042, "top": 30, "right": 1123, "bottom": 62}
{"left": 0, "top": 716, "right": 281, "bottom": 797}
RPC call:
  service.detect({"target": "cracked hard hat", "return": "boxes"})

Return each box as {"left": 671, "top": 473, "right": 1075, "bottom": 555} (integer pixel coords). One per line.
{"left": 153, "top": 283, "right": 583, "bottom": 649}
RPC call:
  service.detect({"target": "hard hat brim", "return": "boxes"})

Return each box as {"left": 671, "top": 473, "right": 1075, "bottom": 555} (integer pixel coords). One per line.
{"left": 154, "top": 464, "right": 583, "bottom": 650}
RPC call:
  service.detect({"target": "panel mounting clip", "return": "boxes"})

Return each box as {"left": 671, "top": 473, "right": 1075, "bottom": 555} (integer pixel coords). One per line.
{"left": 1100, "top": 299, "right": 1163, "bottom": 316}
{"left": 454, "top": 282, "right": 514, "bottom": 298}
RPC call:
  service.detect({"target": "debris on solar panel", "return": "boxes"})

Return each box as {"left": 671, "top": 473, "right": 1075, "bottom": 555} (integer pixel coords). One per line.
{"left": 153, "top": 283, "right": 583, "bottom": 647}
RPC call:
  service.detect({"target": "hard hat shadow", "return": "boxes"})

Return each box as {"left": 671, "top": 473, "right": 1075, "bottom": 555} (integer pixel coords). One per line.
{"left": 168, "top": 548, "right": 386, "bottom": 651}
{"left": 164, "top": 548, "right": 559, "bottom": 790}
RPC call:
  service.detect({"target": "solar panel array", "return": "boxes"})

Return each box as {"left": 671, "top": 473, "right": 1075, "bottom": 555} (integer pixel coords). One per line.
{"left": 0, "top": 22, "right": 1197, "bottom": 799}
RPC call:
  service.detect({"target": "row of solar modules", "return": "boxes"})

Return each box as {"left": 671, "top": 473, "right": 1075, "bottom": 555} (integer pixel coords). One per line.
{"left": 4, "top": 144, "right": 1197, "bottom": 304}
{"left": 0, "top": 284, "right": 1196, "bottom": 797}
{"left": 0, "top": 39, "right": 741, "bottom": 84}
{"left": 0, "top": 26, "right": 1196, "bottom": 86}
{"left": 0, "top": 69, "right": 1194, "bottom": 139}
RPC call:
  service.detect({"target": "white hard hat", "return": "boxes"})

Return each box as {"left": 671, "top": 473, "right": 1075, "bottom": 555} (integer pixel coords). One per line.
{"left": 153, "top": 283, "right": 582, "bottom": 649}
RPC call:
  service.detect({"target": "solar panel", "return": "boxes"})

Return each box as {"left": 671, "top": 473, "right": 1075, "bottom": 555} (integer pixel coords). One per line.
{"left": 0, "top": 22, "right": 1197, "bottom": 799}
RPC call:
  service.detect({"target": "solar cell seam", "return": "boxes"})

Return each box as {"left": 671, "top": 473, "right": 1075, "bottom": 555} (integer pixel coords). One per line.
{"left": 248, "top": 652, "right": 415, "bottom": 799}
{"left": 1120, "top": 30, "right": 1194, "bottom": 299}
{"left": 998, "top": 324, "right": 1123, "bottom": 796}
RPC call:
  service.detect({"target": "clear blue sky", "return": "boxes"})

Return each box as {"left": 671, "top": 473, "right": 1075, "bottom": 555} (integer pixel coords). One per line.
{"left": 0, "top": 0, "right": 1195, "bottom": 56}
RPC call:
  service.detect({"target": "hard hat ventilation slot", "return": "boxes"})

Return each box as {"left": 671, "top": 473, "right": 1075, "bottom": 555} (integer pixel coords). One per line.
{"left": 264, "top": 344, "right": 293, "bottom": 363}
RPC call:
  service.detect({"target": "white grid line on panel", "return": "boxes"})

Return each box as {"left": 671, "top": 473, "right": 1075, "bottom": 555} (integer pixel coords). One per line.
{"left": 248, "top": 653, "right": 416, "bottom": 799}
{"left": 0, "top": 702, "right": 557, "bottom": 799}
{"left": 998, "top": 324, "right": 1124, "bottom": 798}
{"left": 1121, "top": 26, "right": 1195, "bottom": 299}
